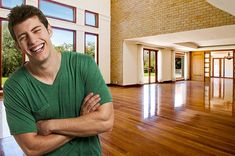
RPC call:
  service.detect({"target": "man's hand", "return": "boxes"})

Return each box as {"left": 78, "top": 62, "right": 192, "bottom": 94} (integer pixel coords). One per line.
{"left": 37, "top": 120, "right": 52, "bottom": 136}
{"left": 81, "top": 93, "right": 101, "bottom": 115}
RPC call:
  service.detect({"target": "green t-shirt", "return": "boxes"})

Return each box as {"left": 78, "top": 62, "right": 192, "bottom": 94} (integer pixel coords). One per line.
{"left": 3, "top": 52, "right": 112, "bottom": 156}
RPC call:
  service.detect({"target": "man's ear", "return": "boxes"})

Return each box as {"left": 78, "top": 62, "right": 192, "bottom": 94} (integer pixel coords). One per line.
{"left": 47, "top": 25, "right": 53, "bottom": 37}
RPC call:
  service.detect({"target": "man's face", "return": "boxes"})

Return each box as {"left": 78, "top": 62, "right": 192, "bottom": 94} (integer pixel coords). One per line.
{"left": 13, "top": 15, "right": 53, "bottom": 64}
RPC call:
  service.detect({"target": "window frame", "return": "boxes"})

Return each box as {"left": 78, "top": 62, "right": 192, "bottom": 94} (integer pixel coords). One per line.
{"left": 84, "top": 32, "right": 99, "bottom": 64}
{"left": 52, "top": 26, "right": 76, "bottom": 52}
{"left": 0, "top": 18, "right": 25, "bottom": 91}
{"left": 38, "top": 0, "right": 76, "bottom": 23}
{"left": 85, "top": 10, "right": 99, "bottom": 28}
{"left": 0, "top": 0, "right": 26, "bottom": 10}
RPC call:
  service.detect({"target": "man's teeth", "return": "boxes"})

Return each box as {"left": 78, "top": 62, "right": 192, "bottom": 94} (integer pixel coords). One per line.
{"left": 32, "top": 44, "right": 44, "bottom": 53}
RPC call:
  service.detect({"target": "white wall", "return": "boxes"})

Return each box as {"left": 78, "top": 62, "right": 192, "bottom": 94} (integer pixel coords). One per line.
{"left": 122, "top": 42, "right": 177, "bottom": 85}
{"left": 0, "top": 0, "right": 111, "bottom": 83}
{"left": 184, "top": 52, "right": 190, "bottom": 80}
{"left": 158, "top": 49, "right": 174, "bottom": 82}
{"left": 123, "top": 42, "right": 138, "bottom": 85}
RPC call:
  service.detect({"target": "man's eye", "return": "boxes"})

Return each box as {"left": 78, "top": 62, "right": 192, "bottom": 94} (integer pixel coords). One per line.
{"left": 19, "top": 36, "right": 26, "bottom": 41}
{"left": 34, "top": 29, "right": 41, "bottom": 33}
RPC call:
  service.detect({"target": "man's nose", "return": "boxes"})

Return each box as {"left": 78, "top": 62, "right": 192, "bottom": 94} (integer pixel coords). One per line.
{"left": 28, "top": 33, "right": 37, "bottom": 45}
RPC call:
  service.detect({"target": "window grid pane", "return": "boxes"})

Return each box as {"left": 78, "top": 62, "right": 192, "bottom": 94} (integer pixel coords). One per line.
{"left": 2, "top": 0, "right": 24, "bottom": 8}
{"left": 85, "top": 11, "right": 98, "bottom": 27}
{"left": 85, "top": 33, "right": 98, "bottom": 63}
{"left": 39, "top": 0, "right": 75, "bottom": 22}
{"left": 51, "top": 28, "right": 75, "bottom": 52}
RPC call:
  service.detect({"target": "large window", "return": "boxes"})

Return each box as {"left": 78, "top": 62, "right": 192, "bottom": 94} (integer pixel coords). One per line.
{"left": 85, "top": 10, "right": 99, "bottom": 27}
{"left": 85, "top": 32, "right": 98, "bottom": 64}
{"left": 1, "top": 0, "right": 24, "bottom": 9}
{"left": 1, "top": 20, "right": 23, "bottom": 88}
{"left": 39, "top": 0, "right": 75, "bottom": 22}
{"left": 51, "top": 27, "right": 75, "bottom": 52}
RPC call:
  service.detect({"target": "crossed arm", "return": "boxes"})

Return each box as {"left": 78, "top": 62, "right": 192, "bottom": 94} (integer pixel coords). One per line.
{"left": 14, "top": 93, "right": 114, "bottom": 156}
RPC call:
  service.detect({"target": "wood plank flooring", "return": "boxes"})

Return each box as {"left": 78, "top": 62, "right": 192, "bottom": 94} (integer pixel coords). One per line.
{"left": 100, "top": 78, "right": 235, "bottom": 156}
{"left": 1, "top": 78, "right": 235, "bottom": 156}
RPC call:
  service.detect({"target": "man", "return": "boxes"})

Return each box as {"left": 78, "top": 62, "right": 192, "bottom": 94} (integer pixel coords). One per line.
{"left": 3, "top": 4, "right": 113, "bottom": 156}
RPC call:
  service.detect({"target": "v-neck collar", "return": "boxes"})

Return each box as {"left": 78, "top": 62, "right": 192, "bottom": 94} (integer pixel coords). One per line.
{"left": 23, "top": 53, "right": 64, "bottom": 87}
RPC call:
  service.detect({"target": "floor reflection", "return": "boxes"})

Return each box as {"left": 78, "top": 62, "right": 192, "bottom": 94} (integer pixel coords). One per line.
{"left": 142, "top": 78, "right": 234, "bottom": 119}
{"left": 143, "top": 84, "right": 156, "bottom": 119}
{"left": 205, "top": 78, "right": 234, "bottom": 116}
{"left": 174, "top": 83, "right": 186, "bottom": 108}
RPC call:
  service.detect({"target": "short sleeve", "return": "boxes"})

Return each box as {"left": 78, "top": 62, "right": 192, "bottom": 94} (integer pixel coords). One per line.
{"left": 83, "top": 56, "right": 112, "bottom": 105}
{"left": 3, "top": 80, "right": 37, "bottom": 135}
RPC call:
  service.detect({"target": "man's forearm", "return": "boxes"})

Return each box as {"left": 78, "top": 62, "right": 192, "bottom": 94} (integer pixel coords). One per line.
{"left": 52, "top": 111, "right": 113, "bottom": 137}
{"left": 38, "top": 103, "right": 114, "bottom": 137}
{"left": 14, "top": 133, "right": 73, "bottom": 156}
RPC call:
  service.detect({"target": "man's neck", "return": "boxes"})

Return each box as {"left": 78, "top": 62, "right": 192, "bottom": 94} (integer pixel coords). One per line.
{"left": 26, "top": 52, "right": 62, "bottom": 85}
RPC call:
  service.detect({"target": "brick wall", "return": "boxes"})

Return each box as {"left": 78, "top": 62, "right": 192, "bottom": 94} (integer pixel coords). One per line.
{"left": 111, "top": 0, "right": 235, "bottom": 84}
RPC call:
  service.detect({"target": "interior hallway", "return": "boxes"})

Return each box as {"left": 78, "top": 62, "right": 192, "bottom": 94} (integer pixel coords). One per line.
{"left": 1, "top": 78, "right": 235, "bottom": 156}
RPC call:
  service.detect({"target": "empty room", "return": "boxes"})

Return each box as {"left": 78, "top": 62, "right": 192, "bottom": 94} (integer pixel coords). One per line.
{"left": 0, "top": 0, "right": 235, "bottom": 156}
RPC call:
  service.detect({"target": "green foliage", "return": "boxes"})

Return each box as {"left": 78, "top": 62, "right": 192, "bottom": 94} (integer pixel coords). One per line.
{"left": 175, "top": 58, "right": 182, "bottom": 69}
{"left": 54, "top": 43, "right": 73, "bottom": 53}
{"left": 2, "top": 22, "right": 22, "bottom": 77}
{"left": 85, "top": 41, "right": 95, "bottom": 58}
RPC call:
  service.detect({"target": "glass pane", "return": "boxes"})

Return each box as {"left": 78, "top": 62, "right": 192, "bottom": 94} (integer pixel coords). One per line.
{"left": 85, "top": 11, "right": 97, "bottom": 27}
{"left": 39, "top": 0, "right": 74, "bottom": 22}
{"left": 85, "top": 33, "right": 98, "bottom": 63}
{"left": 205, "top": 68, "right": 209, "bottom": 72}
{"left": 205, "top": 73, "right": 209, "bottom": 77}
{"left": 205, "top": 58, "right": 209, "bottom": 62}
{"left": 205, "top": 53, "right": 210, "bottom": 58}
{"left": 51, "top": 28, "right": 75, "bottom": 52}
{"left": 175, "top": 57, "right": 184, "bottom": 78}
{"left": 2, "top": 0, "right": 24, "bottom": 8}
{"left": 150, "top": 51, "right": 156, "bottom": 83}
{"left": 225, "top": 59, "right": 233, "bottom": 78}
{"left": 214, "top": 59, "right": 220, "bottom": 77}
{"left": 143, "top": 50, "right": 149, "bottom": 84}
{"left": 2, "top": 21, "right": 22, "bottom": 87}
{"left": 205, "top": 63, "right": 209, "bottom": 68}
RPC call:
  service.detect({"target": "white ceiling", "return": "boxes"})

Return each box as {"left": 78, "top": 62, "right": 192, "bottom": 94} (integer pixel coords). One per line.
{"left": 207, "top": 0, "right": 235, "bottom": 16}
{"left": 125, "top": 1, "right": 235, "bottom": 52}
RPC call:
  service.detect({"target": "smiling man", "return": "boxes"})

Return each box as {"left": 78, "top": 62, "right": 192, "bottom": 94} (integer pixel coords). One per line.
{"left": 3, "top": 5, "right": 113, "bottom": 156}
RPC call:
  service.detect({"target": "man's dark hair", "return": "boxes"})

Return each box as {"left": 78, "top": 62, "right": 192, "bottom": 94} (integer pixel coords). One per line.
{"left": 8, "top": 4, "right": 49, "bottom": 41}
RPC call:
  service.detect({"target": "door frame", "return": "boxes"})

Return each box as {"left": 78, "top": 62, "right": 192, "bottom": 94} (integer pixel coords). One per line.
{"left": 143, "top": 48, "right": 158, "bottom": 84}
{"left": 175, "top": 52, "right": 185, "bottom": 80}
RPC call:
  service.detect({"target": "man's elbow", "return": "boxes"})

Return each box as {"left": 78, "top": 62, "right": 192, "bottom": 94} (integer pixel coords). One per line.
{"left": 21, "top": 142, "right": 44, "bottom": 156}
{"left": 23, "top": 147, "right": 42, "bottom": 156}
{"left": 106, "top": 119, "right": 114, "bottom": 132}
{"left": 98, "top": 103, "right": 114, "bottom": 133}
{"left": 101, "top": 116, "right": 114, "bottom": 133}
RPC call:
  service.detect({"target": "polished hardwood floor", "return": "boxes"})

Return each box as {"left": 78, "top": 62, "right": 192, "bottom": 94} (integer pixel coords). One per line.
{"left": 1, "top": 78, "right": 235, "bottom": 156}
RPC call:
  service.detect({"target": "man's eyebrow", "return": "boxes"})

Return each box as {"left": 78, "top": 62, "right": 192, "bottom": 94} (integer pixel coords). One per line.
{"left": 17, "top": 26, "right": 42, "bottom": 39}
{"left": 31, "top": 25, "right": 41, "bottom": 32}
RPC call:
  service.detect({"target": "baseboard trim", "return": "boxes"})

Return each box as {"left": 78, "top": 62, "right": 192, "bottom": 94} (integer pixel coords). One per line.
{"left": 107, "top": 84, "right": 143, "bottom": 87}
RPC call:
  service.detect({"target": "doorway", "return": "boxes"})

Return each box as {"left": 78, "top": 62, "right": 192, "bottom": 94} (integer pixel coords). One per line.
{"left": 175, "top": 53, "right": 184, "bottom": 80}
{"left": 212, "top": 58, "right": 222, "bottom": 77}
{"left": 211, "top": 51, "right": 233, "bottom": 78}
{"left": 143, "top": 49, "right": 157, "bottom": 84}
